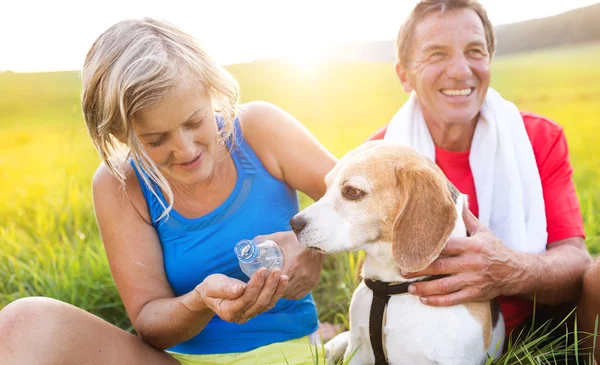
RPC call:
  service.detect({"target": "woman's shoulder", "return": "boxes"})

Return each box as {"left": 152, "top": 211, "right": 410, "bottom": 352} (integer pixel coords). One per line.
{"left": 92, "top": 160, "right": 152, "bottom": 224}
{"left": 237, "top": 101, "right": 289, "bottom": 133}
{"left": 92, "top": 159, "right": 135, "bottom": 191}
{"left": 235, "top": 101, "right": 292, "bottom": 179}
{"left": 235, "top": 101, "right": 336, "bottom": 200}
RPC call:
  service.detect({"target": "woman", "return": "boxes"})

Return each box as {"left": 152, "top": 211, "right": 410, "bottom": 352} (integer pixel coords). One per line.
{"left": 0, "top": 18, "right": 336, "bottom": 364}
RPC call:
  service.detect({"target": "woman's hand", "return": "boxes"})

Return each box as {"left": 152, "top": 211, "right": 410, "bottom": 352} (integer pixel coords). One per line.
{"left": 257, "top": 231, "right": 325, "bottom": 300}
{"left": 191, "top": 268, "right": 288, "bottom": 324}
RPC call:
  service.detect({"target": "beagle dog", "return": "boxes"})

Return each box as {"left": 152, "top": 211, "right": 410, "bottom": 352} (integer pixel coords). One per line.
{"left": 290, "top": 140, "right": 504, "bottom": 365}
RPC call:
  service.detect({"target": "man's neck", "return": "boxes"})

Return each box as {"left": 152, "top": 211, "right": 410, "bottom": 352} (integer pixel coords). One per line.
{"left": 424, "top": 114, "right": 479, "bottom": 152}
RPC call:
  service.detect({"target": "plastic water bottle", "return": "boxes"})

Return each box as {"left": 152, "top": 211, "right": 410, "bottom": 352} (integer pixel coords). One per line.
{"left": 234, "top": 238, "right": 284, "bottom": 278}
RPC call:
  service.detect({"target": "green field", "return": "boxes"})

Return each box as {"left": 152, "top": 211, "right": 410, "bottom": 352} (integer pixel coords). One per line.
{"left": 1, "top": 42, "right": 599, "bottom": 347}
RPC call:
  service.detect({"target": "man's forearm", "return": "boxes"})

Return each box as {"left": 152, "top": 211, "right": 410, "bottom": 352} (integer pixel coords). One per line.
{"left": 513, "top": 238, "right": 592, "bottom": 304}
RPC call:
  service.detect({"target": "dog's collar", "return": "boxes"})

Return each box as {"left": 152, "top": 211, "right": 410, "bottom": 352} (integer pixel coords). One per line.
{"left": 364, "top": 276, "right": 444, "bottom": 365}
{"left": 364, "top": 278, "right": 413, "bottom": 297}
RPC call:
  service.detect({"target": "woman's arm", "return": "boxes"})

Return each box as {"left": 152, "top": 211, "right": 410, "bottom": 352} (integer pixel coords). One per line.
{"left": 239, "top": 102, "right": 338, "bottom": 299}
{"left": 92, "top": 163, "right": 287, "bottom": 349}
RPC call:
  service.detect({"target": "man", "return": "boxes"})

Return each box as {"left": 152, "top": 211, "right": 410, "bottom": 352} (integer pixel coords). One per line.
{"left": 368, "top": 0, "right": 592, "bottom": 359}
{"left": 579, "top": 261, "right": 600, "bottom": 362}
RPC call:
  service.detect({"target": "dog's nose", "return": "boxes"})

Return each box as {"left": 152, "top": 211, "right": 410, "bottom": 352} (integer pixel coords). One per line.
{"left": 289, "top": 215, "right": 308, "bottom": 234}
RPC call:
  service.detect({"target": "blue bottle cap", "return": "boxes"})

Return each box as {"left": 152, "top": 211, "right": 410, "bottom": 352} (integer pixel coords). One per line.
{"left": 234, "top": 239, "right": 259, "bottom": 263}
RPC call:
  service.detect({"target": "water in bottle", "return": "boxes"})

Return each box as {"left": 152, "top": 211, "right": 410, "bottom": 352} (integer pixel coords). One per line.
{"left": 234, "top": 238, "right": 284, "bottom": 278}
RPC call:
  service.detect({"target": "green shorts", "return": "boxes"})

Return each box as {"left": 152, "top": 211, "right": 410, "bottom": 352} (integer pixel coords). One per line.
{"left": 167, "top": 336, "right": 325, "bottom": 365}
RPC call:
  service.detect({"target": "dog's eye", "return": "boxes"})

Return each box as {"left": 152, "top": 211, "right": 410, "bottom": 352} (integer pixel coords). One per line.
{"left": 342, "top": 186, "right": 366, "bottom": 201}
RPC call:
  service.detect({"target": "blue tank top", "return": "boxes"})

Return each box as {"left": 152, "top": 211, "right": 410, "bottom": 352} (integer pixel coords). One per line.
{"left": 131, "top": 119, "right": 319, "bottom": 354}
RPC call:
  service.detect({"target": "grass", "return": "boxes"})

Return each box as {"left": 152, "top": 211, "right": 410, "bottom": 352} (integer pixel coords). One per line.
{"left": 1, "top": 42, "right": 600, "bottom": 362}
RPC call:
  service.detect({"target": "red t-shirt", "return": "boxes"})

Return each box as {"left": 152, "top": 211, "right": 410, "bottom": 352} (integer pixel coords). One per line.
{"left": 368, "top": 111, "right": 586, "bottom": 335}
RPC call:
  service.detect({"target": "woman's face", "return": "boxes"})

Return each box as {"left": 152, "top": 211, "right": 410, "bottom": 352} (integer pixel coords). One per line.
{"left": 398, "top": 8, "right": 491, "bottom": 126}
{"left": 133, "top": 82, "right": 221, "bottom": 187}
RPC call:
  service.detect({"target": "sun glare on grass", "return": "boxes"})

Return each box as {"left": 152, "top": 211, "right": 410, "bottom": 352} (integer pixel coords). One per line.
{"left": 291, "top": 52, "right": 323, "bottom": 69}
{"left": 285, "top": 42, "right": 328, "bottom": 71}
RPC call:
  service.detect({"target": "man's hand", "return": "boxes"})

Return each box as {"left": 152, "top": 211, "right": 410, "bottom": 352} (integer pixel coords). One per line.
{"left": 256, "top": 231, "right": 325, "bottom": 299}
{"left": 402, "top": 208, "right": 527, "bottom": 306}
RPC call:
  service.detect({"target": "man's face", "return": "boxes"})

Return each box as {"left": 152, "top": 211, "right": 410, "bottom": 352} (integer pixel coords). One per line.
{"left": 397, "top": 8, "right": 491, "bottom": 126}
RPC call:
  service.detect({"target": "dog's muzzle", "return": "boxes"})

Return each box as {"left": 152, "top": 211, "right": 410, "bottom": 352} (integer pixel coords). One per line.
{"left": 289, "top": 215, "right": 308, "bottom": 235}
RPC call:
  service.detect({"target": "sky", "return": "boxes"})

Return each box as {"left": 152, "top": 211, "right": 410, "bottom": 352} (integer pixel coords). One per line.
{"left": 1, "top": 0, "right": 598, "bottom": 73}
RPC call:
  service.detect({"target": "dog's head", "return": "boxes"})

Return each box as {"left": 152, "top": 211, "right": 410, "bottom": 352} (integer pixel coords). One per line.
{"left": 290, "top": 140, "right": 459, "bottom": 272}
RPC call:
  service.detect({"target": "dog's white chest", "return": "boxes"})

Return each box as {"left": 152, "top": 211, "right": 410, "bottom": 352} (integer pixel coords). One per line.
{"left": 347, "top": 282, "right": 488, "bottom": 365}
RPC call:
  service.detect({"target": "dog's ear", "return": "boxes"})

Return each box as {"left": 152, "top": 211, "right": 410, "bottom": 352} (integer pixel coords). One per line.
{"left": 392, "top": 163, "right": 457, "bottom": 272}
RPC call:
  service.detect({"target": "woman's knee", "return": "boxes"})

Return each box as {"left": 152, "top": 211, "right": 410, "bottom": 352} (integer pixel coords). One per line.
{"left": 0, "top": 297, "right": 73, "bottom": 347}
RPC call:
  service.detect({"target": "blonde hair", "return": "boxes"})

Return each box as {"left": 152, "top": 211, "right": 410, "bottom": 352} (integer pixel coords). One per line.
{"left": 81, "top": 18, "right": 240, "bottom": 221}
{"left": 396, "top": 0, "right": 496, "bottom": 68}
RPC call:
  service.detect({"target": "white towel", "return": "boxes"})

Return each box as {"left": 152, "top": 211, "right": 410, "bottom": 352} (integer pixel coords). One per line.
{"left": 384, "top": 88, "right": 547, "bottom": 253}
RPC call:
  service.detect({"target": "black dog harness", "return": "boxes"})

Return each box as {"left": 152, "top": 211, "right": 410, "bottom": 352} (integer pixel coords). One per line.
{"left": 364, "top": 277, "right": 442, "bottom": 365}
